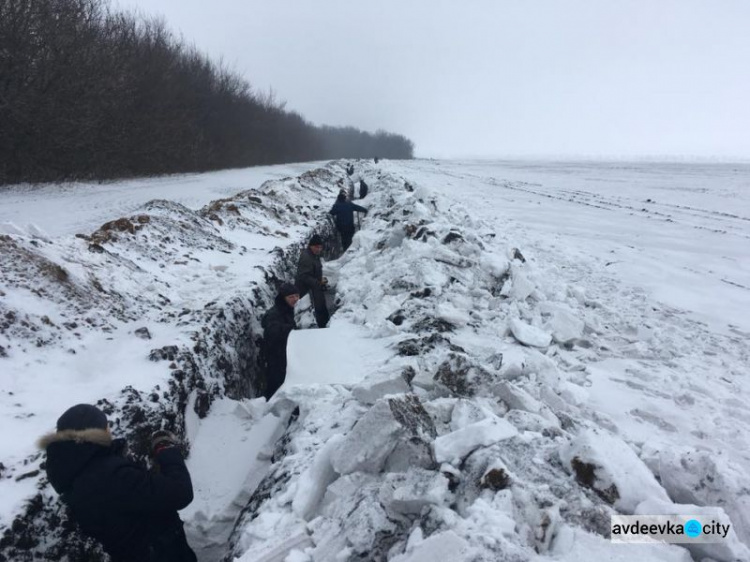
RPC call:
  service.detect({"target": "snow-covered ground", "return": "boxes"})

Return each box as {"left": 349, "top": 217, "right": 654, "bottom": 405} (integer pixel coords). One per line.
{"left": 0, "top": 162, "right": 323, "bottom": 238}
{"left": 1, "top": 159, "right": 749, "bottom": 562}
{"left": 389, "top": 159, "right": 750, "bottom": 335}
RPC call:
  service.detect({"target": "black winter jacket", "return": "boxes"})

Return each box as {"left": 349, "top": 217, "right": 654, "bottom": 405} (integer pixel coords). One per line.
{"left": 40, "top": 429, "right": 196, "bottom": 562}
{"left": 295, "top": 248, "right": 323, "bottom": 292}
{"left": 262, "top": 294, "right": 297, "bottom": 350}
{"left": 329, "top": 201, "right": 367, "bottom": 230}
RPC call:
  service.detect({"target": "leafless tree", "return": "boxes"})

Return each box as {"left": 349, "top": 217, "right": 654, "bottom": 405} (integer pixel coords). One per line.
{"left": 0, "top": 0, "right": 414, "bottom": 186}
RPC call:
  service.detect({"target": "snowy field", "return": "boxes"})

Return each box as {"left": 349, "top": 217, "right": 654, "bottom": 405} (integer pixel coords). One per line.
{"left": 1, "top": 158, "right": 749, "bottom": 561}
{"left": 0, "top": 161, "right": 323, "bottom": 238}
{"left": 390, "top": 159, "right": 750, "bottom": 334}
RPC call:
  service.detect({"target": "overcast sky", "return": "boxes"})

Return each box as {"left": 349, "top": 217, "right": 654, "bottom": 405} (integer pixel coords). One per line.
{"left": 115, "top": 0, "right": 750, "bottom": 159}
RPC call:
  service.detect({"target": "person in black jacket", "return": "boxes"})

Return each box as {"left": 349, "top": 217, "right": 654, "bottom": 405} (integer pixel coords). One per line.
{"left": 261, "top": 282, "right": 300, "bottom": 399}
{"left": 39, "top": 404, "right": 197, "bottom": 562}
{"left": 295, "top": 235, "right": 330, "bottom": 328}
{"left": 329, "top": 192, "right": 368, "bottom": 251}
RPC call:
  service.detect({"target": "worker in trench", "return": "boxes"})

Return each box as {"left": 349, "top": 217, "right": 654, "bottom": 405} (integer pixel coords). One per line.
{"left": 261, "top": 282, "right": 300, "bottom": 399}
{"left": 39, "top": 404, "right": 197, "bottom": 561}
{"left": 295, "top": 234, "right": 330, "bottom": 328}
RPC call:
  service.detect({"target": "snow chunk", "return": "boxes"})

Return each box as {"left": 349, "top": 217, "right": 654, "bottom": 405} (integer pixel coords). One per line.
{"left": 232, "top": 524, "right": 314, "bottom": 562}
{"left": 292, "top": 435, "right": 343, "bottom": 521}
{"left": 436, "top": 302, "right": 471, "bottom": 327}
{"left": 0, "top": 222, "right": 26, "bottom": 236}
{"left": 352, "top": 371, "right": 411, "bottom": 405}
{"left": 500, "top": 263, "right": 536, "bottom": 301}
{"left": 542, "top": 306, "right": 585, "bottom": 344}
{"left": 434, "top": 416, "right": 518, "bottom": 465}
{"left": 465, "top": 492, "right": 517, "bottom": 539}
{"left": 449, "top": 399, "right": 489, "bottom": 431}
{"left": 505, "top": 409, "right": 561, "bottom": 433}
{"left": 509, "top": 317, "right": 551, "bottom": 348}
{"left": 496, "top": 347, "right": 527, "bottom": 380}
{"left": 286, "top": 323, "right": 392, "bottom": 387}
{"left": 558, "top": 381, "right": 589, "bottom": 406}
{"left": 183, "top": 397, "right": 288, "bottom": 553}
{"left": 479, "top": 252, "right": 510, "bottom": 278}
{"left": 330, "top": 395, "right": 437, "bottom": 475}
{"left": 319, "top": 473, "right": 377, "bottom": 513}
{"left": 492, "top": 381, "right": 546, "bottom": 417}
{"left": 315, "top": 474, "right": 397, "bottom": 558}
{"left": 559, "top": 428, "right": 670, "bottom": 513}
{"left": 422, "top": 397, "right": 456, "bottom": 429}
{"left": 433, "top": 353, "right": 497, "bottom": 397}
{"left": 491, "top": 380, "right": 562, "bottom": 427}
{"left": 379, "top": 469, "right": 449, "bottom": 515}
{"left": 390, "top": 530, "right": 470, "bottom": 562}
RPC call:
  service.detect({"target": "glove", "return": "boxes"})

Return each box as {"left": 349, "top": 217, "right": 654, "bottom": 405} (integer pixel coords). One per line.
{"left": 150, "top": 430, "right": 180, "bottom": 457}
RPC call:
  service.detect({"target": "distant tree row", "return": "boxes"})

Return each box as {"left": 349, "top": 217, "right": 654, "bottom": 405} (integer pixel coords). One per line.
{"left": 0, "top": 0, "right": 414, "bottom": 185}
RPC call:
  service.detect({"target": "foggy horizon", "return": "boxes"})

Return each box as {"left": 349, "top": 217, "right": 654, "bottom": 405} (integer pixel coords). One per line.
{"left": 115, "top": 0, "right": 750, "bottom": 160}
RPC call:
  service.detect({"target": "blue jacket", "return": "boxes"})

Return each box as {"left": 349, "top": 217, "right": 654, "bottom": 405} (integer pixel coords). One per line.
{"left": 329, "top": 201, "right": 367, "bottom": 230}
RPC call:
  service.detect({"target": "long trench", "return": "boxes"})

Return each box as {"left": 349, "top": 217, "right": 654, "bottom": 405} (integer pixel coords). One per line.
{"left": 0, "top": 221, "right": 344, "bottom": 562}
{"left": 189, "top": 228, "right": 343, "bottom": 562}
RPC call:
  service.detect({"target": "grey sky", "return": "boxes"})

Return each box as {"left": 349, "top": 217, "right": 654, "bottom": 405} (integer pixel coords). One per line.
{"left": 115, "top": 0, "right": 750, "bottom": 159}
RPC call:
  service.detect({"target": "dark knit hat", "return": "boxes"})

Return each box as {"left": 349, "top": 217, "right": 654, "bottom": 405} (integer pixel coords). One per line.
{"left": 57, "top": 404, "right": 108, "bottom": 432}
{"left": 308, "top": 234, "right": 323, "bottom": 247}
{"left": 278, "top": 282, "right": 300, "bottom": 297}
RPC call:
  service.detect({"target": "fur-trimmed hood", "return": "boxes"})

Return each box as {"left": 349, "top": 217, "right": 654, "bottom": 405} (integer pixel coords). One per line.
{"left": 38, "top": 428, "right": 113, "bottom": 450}
{"left": 39, "top": 428, "right": 113, "bottom": 494}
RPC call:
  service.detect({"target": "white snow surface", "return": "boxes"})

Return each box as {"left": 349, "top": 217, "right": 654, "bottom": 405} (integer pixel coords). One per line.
{"left": 2, "top": 158, "right": 750, "bottom": 561}
{"left": 0, "top": 162, "right": 323, "bottom": 238}
{"left": 285, "top": 323, "right": 394, "bottom": 387}
{"left": 433, "top": 417, "right": 518, "bottom": 465}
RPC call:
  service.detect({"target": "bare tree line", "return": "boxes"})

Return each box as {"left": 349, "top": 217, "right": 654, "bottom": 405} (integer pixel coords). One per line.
{"left": 0, "top": 0, "right": 414, "bottom": 185}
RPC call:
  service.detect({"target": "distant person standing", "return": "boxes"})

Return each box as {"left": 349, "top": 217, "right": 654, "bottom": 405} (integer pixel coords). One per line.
{"left": 39, "top": 404, "right": 197, "bottom": 562}
{"left": 261, "top": 283, "right": 300, "bottom": 399}
{"left": 295, "top": 234, "right": 330, "bottom": 328}
{"left": 336, "top": 178, "right": 350, "bottom": 200}
{"left": 329, "top": 192, "right": 368, "bottom": 251}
